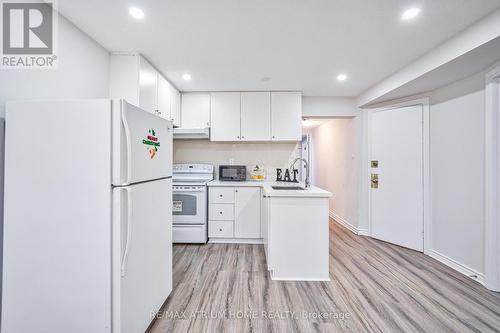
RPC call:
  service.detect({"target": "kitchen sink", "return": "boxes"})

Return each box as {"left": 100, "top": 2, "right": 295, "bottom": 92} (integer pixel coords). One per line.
{"left": 271, "top": 185, "right": 306, "bottom": 190}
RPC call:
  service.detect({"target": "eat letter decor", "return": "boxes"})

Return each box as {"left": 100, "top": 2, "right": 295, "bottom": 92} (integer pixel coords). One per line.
{"left": 276, "top": 168, "right": 299, "bottom": 183}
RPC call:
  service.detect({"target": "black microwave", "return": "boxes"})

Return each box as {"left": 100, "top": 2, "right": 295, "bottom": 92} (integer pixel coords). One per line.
{"left": 219, "top": 165, "right": 246, "bottom": 181}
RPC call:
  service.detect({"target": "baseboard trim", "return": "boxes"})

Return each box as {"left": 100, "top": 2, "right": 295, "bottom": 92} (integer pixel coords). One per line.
{"left": 428, "top": 249, "right": 485, "bottom": 285}
{"left": 270, "top": 272, "right": 330, "bottom": 281}
{"left": 209, "top": 238, "right": 263, "bottom": 244}
{"left": 357, "top": 228, "right": 370, "bottom": 236}
{"left": 330, "top": 210, "right": 368, "bottom": 236}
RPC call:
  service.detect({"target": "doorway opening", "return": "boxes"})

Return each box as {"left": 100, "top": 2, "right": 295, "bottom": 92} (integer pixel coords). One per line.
{"left": 301, "top": 117, "right": 362, "bottom": 234}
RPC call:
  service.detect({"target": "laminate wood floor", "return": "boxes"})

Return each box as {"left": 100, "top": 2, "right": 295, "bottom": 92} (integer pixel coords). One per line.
{"left": 148, "top": 219, "right": 500, "bottom": 333}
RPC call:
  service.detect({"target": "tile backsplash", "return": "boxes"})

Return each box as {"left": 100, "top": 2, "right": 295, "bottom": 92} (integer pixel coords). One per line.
{"left": 173, "top": 140, "right": 300, "bottom": 180}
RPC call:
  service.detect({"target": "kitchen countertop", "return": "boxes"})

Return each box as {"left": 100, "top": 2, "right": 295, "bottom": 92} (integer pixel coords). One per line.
{"left": 207, "top": 180, "right": 332, "bottom": 198}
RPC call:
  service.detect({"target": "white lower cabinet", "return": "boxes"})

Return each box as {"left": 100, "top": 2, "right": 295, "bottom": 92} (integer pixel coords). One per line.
{"left": 234, "top": 187, "right": 261, "bottom": 238}
{"left": 261, "top": 194, "right": 270, "bottom": 269}
{"left": 209, "top": 186, "right": 261, "bottom": 241}
{"left": 209, "top": 203, "right": 234, "bottom": 221}
{"left": 209, "top": 220, "right": 234, "bottom": 238}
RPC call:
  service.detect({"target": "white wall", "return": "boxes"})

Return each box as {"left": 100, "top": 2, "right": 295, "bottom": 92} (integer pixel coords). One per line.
{"left": 303, "top": 96, "right": 359, "bottom": 117}
{"left": 0, "top": 15, "right": 110, "bottom": 117}
{"left": 173, "top": 141, "right": 300, "bottom": 180}
{"left": 310, "top": 118, "right": 361, "bottom": 229}
{"left": 0, "top": 13, "right": 110, "bottom": 319}
{"left": 430, "top": 73, "right": 485, "bottom": 274}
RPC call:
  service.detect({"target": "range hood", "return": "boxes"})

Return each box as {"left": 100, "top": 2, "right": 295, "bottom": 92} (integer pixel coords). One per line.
{"left": 173, "top": 127, "right": 210, "bottom": 140}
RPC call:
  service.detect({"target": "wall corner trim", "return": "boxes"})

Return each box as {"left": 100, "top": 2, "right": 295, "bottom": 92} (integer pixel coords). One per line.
{"left": 484, "top": 61, "right": 500, "bottom": 292}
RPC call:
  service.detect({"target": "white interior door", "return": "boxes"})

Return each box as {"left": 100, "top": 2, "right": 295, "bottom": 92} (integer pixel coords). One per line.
{"left": 371, "top": 105, "right": 424, "bottom": 251}
{"left": 114, "top": 178, "right": 172, "bottom": 333}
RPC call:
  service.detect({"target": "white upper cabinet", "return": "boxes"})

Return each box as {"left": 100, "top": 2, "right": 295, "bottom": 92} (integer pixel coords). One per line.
{"left": 181, "top": 93, "right": 211, "bottom": 128}
{"left": 110, "top": 54, "right": 181, "bottom": 126}
{"left": 158, "top": 75, "right": 181, "bottom": 126}
{"left": 138, "top": 57, "right": 158, "bottom": 114}
{"left": 109, "top": 55, "right": 140, "bottom": 105}
{"left": 240, "top": 92, "right": 271, "bottom": 141}
{"left": 209, "top": 91, "right": 301, "bottom": 142}
{"left": 210, "top": 92, "right": 241, "bottom": 141}
{"left": 170, "top": 87, "right": 181, "bottom": 128}
{"left": 271, "top": 92, "right": 302, "bottom": 141}
{"left": 157, "top": 75, "right": 171, "bottom": 120}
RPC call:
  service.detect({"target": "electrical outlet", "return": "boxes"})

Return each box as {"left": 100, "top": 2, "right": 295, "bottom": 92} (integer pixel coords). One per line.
{"left": 229, "top": 158, "right": 234, "bottom": 165}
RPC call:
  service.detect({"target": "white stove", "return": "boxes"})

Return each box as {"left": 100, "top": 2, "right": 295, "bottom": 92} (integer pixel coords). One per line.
{"left": 172, "top": 164, "right": 214, "bottom": 243}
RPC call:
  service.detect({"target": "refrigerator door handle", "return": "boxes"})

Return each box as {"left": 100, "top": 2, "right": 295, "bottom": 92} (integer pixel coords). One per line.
{"left": 121, "top": 187, "right": 132, "bottom": 277}
{"left": 121, "top": 105, "right": 132, "bottom": 185}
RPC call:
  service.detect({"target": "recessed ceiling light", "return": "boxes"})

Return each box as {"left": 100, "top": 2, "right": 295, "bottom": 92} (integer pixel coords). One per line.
{"left": 129, "top": 7, "right": 144, "bottom": 19}
{"left": 401, "top": 7, "right": 420, "bottom": 21}
{"left": 337, "top": 73, "right": 348, "bottom": 82}
{"left": 182, "top": 73, "right": 192, "bottom": 81}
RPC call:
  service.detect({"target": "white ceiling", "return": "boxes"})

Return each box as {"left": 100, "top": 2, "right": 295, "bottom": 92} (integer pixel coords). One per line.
{"left": 58, "top": 0, "right": 500, "bottom": 96}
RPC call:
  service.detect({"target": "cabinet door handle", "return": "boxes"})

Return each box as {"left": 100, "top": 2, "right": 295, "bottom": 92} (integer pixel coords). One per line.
{"left": 272, "top": 136, "right": 275, "bottom": 139}
{"left": 237, "top": 136, "right": 240, "bottom": 139}
{"left": 241, "top": 136, "right": 245, "bottom": 139}
{"left": 219, "top": 228, "right": 223, "bottom": 232}
{"left": 219, "top": 211, "right": 223, "bottom": 214}
{"left": 219, "top": 194, "right": 223, "bottom": 197}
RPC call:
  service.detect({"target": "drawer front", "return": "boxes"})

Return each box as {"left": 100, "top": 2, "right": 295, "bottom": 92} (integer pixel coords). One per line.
{"left": 209, "top": 203, "right": 234, "bottom": 221}
{"left": 209, "top": 220, "right": 234, "bottom": 238}
{"left": 209, "top": 187, "right": 234, "bottom": 204}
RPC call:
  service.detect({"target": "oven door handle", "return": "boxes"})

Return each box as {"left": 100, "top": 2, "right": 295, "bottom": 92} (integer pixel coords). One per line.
{"left": 173, "top": 188, "right": 206, "bottom": 192}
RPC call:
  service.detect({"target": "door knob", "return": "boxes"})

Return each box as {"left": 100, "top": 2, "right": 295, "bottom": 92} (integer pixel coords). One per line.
{"left": 371, "top": 174, "right": 379, "bottom": 189}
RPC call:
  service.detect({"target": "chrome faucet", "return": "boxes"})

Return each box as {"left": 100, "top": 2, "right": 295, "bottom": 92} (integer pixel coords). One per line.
{"left": 290, "top": 157, "right": 310, "bottom": 188}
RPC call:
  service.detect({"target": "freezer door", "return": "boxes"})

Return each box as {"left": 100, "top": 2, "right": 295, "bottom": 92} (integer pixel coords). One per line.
{"left": 112, "top": 178, "right": 172, "bottom": 333}
{"left": 112, "top": 99, "right": 173, "bottom": 186}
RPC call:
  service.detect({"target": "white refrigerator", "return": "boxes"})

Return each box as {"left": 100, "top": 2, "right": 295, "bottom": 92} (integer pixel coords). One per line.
{"left": 1, "top": 99, "right": 173, "bottom": 333}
